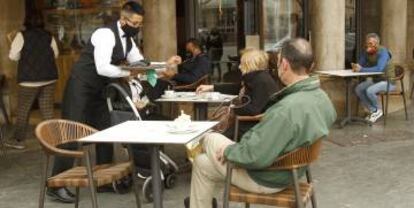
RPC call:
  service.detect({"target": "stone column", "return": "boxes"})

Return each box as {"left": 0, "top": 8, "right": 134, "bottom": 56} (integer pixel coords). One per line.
{"left": 311, "top": 0, "right": 346, "bottom": 115}
{"left": 311, "top": 0, "right": 345, "bottom": 71}
{"left": 381, "top": 0, "right": 407, "bottom": 65}
{"left": 142, "top": 0, "right": 177, "bottom": 61}
{"left": 0, "top": 0, "right": 25, "bottom": 119}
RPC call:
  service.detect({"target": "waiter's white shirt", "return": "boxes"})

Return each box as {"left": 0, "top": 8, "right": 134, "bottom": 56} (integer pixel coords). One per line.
{"left": 9, "top": 32, "right": 59, "bottom": 87}
{"left": 91, "top": 21, "right": 144, "bottom": 78}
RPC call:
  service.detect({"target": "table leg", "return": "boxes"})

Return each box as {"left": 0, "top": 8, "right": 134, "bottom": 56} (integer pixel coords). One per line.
{"left": 127, "top": 144, "right": 142, "bottom": 208}
{"left": 340, "top": 77, "right": 372, "bottom": 128}
{"left": 194, "top": 103, "right": 208, "bottom": 121}
{"left": 150, "top": 145, "right": 163, "bottom": 208}
{"left": 340, "top": 78, "right": 352, "bottom": 128}
{"left": 84, "top": 145, "right": 98, "bottom": 208}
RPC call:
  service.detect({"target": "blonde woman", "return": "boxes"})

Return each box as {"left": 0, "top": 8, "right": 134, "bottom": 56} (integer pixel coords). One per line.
{"left": 197, "top": 48, "right": 279, "bottom": 140}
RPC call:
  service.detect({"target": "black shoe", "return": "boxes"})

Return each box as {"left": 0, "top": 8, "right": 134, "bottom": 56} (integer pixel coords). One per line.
{"left": 47, "top": 188, "right": 75, "bottom": 203}
{"left": 97, "top": 184, "right": 115, "bottom": 193}
{"left": 184, "top": 196, "right": 217, "bottom": 208}
{"left": 64, "top": 188, "right": 76, "bottom": 198}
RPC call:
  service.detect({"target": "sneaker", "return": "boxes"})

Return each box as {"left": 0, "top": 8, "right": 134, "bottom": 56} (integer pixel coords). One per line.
{"left": 365, "top": 113, "right": 372, "bottom": 121}
{"left": 369, "top": 109, "right": 383, "bottom": 123}
{"left": 4, "top": 140, "right": 26, "bottom": 150}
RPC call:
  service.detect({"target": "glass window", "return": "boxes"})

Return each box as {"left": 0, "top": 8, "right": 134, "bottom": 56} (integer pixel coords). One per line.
{"left": 345, "top": 0, "right": 357, "bottom": 68}
{"left": 262, "top": 0, "right": 304, "bottom": 51}
{"left": 197, "top": 0, "right": 238, "bottom": 59}
{"left": 42, "top": 0, "right": 122, "bottom": 54}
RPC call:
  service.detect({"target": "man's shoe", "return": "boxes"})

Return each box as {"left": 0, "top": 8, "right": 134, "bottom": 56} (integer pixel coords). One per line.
{"left": 47, "top": 188, "right": 75, "bottom": 203}
{"left": 184, "top": 196, "right": 217, "bottom": 208}
{"left": 4, "top": 140, "right": 25, "bottom": 150}
{"left": 64, "top": 188, "right": 76, "bottom": 197}
{"left": 97, "top": 184, "right": 115, "bottom": 193}
{"left": 369, "top": 109, "right": 383, "bottom": 123}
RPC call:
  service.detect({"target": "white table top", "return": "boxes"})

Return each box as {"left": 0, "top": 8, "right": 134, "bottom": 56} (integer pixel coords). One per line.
{"left": 316, "top": 70, "right": 383, "bottom": 77}
{"left": 78, "top": 121, "right": 218, "bottom": 145}
{"left": 156, "top": 92, "right": 237, "bottom": 103}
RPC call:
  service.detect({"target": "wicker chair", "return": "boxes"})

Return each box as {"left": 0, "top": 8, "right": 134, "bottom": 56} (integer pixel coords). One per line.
{"left": 233, "top": 114, "right": 264, "bottom": 141}
{"left": 35, "top": 119, "right": 141, "bottom": 208}
{"left": 379, "top": 65, "right": 409, "bottom": 125}
{"left": 223, "top": 138, "right": 323, "bottom": 208}
{"left": 172, "top": 75, "right": 209, "bottom": 91}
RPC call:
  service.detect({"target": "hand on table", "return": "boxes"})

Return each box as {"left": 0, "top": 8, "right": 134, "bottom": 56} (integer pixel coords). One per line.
{"left": 196, "top": 85, "right": 214, "bottom": 94}
{"left": 351, "top": 63, "right": 362, "bottom": 72}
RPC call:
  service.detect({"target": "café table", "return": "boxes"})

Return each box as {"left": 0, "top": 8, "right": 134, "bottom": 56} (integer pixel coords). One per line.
{"left": 156, "top": 92, "right": 238, "bottom": 120}
{"left": 79, "top": 120, "right": 218, "bottom": 208}
{"left": 316, "top": 70, "right": 383, "bottom": 127}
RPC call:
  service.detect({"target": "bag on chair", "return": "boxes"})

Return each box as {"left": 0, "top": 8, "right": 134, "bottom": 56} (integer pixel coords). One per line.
{"left": 210, "top": 94, "right": 251, "bottom": 133}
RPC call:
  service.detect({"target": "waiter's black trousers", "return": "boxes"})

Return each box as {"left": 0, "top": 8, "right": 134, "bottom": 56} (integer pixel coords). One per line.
{"left": 52, "top": 76, "right": 112, "bottom": 176}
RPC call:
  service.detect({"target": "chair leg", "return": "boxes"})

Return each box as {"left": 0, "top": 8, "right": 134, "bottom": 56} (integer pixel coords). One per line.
{"left": 384, "top": 93, "right": 389, "bottom": 126}
{"left": 306, "top": 168, "right": 318, "bottom": 208}
{"left": 223, "top": 164, "right": 233, "bottom": 208}
{"left": 38, "top": 155, "right": 49, "bottom": 208}
{"left": 402, "top": 93, "right": 409, "bottom": 121}
{"left": 127, "top": 144, "right": 142, "bottom": 208}
{"left": 85, "top": 147, "right": 98, "bottom": 208}
{"left": 381, "top": 95, "right": 385, "bottom": 114}
{"left": 292, "top": 169, "right": 304, "bottom": 208}
{"left": 75, "top": 187, "right": 80, "bottom": 208}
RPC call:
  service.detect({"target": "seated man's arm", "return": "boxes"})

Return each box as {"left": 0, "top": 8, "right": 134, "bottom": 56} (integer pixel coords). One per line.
{"left": 360, "top": 49, "right": 390, "bottom": 73}
{"left": 224, "top": 109, "right": 294, "bottom": 169}
{"left": 172, "top": 66, "right": 199, "bottom": 84}
{"left": 173, "top": 56, "right": 210, "bottom": 85}
{"left": 358, "top": 53, "right": 367, "bottom": 67}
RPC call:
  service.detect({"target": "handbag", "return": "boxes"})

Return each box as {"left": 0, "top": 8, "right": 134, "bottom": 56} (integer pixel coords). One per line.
{"left": 210, "top": 94, "right": 251, "bottom": 133}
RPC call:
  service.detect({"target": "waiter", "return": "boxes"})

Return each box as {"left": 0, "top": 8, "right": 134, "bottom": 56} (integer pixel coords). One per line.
{"left": 47, "top": 1, "right": 179, "bottom": 203}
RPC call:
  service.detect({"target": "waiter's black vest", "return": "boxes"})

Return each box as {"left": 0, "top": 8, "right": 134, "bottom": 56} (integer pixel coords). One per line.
{"left": 71, "top": 22, "right": 132, "bottom": 89}
{"left": 17, "top": 29, "right": 58, "bottom": 83}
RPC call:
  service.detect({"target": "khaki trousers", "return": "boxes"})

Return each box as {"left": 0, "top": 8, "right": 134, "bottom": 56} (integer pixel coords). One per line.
{"left": 190, "top": 133, "right": 282, "bottom": 208}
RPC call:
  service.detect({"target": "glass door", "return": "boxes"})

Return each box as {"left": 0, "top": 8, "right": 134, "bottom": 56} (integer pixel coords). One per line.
{"left": 261, "top": 0, "right": 306, "bottom": 51}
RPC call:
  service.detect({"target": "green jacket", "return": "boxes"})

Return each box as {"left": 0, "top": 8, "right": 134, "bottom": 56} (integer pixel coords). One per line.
{"left": 224, "top": 76, "right": 337, "bottom": 188}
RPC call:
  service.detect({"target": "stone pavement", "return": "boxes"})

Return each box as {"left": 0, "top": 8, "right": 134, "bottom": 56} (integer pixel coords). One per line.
{"left": 1, "top": 104, "right": 414, "bottom": 208}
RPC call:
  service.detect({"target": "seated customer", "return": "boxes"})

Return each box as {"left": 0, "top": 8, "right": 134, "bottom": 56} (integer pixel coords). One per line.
{"left": 106, "top": 76, "right": 169, "bottom": 177}
{"left": 163, "top": 38, "right": 211, "bottom": 85}
{"left": 196, "top": 49, "right": 280, "bottom": 140}
{"left": 187, "top": 38, "right": 337, "bottom": 208}
{"left": 353, "top": 33, "right": 395, "bottom": 123}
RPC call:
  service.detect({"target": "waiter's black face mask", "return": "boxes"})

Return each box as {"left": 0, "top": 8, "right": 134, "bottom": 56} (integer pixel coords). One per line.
{"left": 122, "top": 24, "right": 140, "bottom": 37}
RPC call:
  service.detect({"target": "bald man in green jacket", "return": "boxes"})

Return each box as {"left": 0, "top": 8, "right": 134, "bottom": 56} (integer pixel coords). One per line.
{"left": 188, "top": 38, "right": 337, "bottom": 208}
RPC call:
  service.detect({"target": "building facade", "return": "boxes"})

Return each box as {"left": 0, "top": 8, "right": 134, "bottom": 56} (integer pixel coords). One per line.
{"left": 0, "top": 0, "right": 413, "bottom": 118}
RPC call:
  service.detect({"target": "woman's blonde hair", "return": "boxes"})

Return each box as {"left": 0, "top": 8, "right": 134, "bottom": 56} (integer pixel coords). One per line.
{"left": 239, "top": 48, "right": 269, "bottom": 74}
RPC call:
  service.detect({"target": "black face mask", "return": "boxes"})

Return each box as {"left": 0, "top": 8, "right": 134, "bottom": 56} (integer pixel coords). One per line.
{"left": 122, "top": 24, "right": 140, "bottom": 37}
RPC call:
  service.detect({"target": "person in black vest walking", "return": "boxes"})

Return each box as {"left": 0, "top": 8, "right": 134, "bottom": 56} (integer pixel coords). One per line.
{"left": 7, "top": 13, "right": 59, "bottom": 150}
{"left": 47, "top": 1, "right": 180, "bottom": 203}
